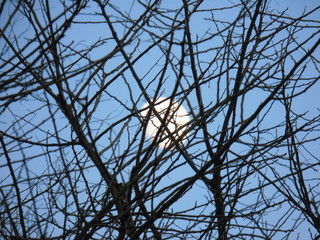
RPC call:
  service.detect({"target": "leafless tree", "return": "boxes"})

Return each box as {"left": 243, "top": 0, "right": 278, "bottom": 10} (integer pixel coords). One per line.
{"left": 1, "top": 0, "right": 319, "bottom": 239}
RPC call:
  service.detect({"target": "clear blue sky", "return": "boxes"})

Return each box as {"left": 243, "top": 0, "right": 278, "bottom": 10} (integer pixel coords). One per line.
{"left": 0, "top": 0, "right": 319, "bottom": 239}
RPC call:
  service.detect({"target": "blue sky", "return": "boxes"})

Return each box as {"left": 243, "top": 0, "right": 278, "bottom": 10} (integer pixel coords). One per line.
{"left": 0, "top": 0, "right": 319, "bottom": 239}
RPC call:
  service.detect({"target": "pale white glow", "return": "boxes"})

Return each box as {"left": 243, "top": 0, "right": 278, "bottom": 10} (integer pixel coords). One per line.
{"left": 140, "top": 97, "right": 190, "bottom": 149}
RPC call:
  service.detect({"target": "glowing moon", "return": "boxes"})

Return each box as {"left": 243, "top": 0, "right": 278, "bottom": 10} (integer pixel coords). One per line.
{"left": 140, "top": 97, "right": 190, "bottom": 149}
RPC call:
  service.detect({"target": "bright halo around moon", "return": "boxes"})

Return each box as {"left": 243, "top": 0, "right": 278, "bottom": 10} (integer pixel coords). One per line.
{"left": 140, "top": 97, "right": 190, "bottom": 149}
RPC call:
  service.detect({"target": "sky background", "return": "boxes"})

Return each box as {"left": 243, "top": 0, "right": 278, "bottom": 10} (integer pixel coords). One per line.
{"left": 0, "top": 0, "right": 319, "bottom": 239}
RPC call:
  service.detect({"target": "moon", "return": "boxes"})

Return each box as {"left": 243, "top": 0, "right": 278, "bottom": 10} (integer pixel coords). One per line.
{"left": 140, "top": 97, "right": 190, "bottom": 149}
